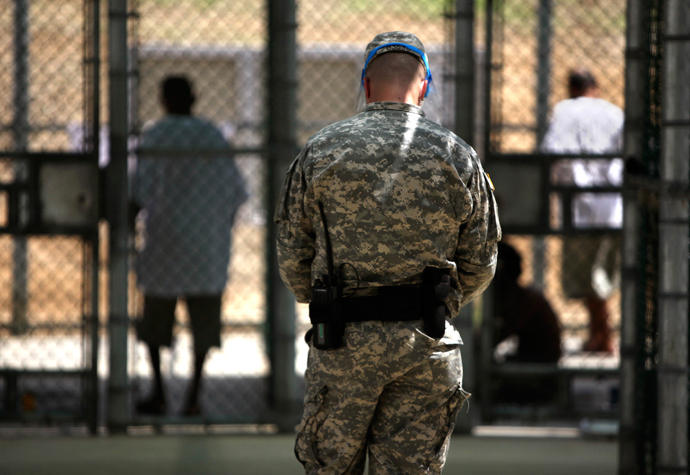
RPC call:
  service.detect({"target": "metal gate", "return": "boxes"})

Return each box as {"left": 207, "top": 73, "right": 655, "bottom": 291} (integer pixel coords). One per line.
{"left": 123, "top": 0, "right": 463, "bottom": 428}
{"left": 0, "top": 0, "right": 100, "bottom": 433}
{"left": 480, "top": 0, "right": 627, "bottom": 423}
{"left": 125, "top": 1, "right": 270, "bottom": 425}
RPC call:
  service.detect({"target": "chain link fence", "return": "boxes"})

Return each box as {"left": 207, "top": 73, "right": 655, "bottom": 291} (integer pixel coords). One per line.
{"left": 0, "top": 0, "right": 461, "bottom": 430}
{"left": 3, "top": 0, "right": 649, "bottom": 431}
{"left": 128, "top": 0, "right": 459, "bottom": 423}
{"left": 482, "top": 0, "right": 627, "bottom": 420}
{"left": 0, "top": 0, "right": 99, "bottom": 430}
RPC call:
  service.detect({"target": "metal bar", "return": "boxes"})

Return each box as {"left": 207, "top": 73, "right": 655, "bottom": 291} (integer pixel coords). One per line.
{"left": 88, "top": 0, "right": 101, "bottom": 436}
{"left": 12, "top": 0, "right": 30, "bottom": 337}
{"left": 266, "top": 0, "right": 300, "bottom": 433}
{"left": 0, "top": 152, "right": 98, "bottom": 161}
{"left": 480, "top": 0, "right": 497, "bottom": 424}
{"left": 453, "top": 0, "right": 476, "bottom": 434}
{"left": 480, "top": 283, "right": 495, "bottom": 422}
{"left": 535, "top": 0, "right": 552, "bottom": 147}
{"left": 106, "top": 0, "right": 131, "bottom": 434}
{"left": 662, "top": 34, "right": 690, "bottom": 41}
{"left": 661, "top": 120, "right": 690, "bottom": 127}
{"left": 618, "top": 1, "right": 647, "bottom": 472}
{"left": 454, "top": 0, "right": 475, "bottom": 147}
{"left": 489, "top": 152, "right": 623, "bottom": 161}
{"left": 627, "top": 174, "right": 690, "bottom": 198}
{"left": 12, "top": 0, "right": 29, "bottom": 152}
{"left": 656, "top": 0, "right": 689, "bottom": 471}
{"left": 483, "top": 0, "right": 494, "bottom": 159}
{"left": 532, "top": 4, "right": 555, "bottom": 283}
{"left": 136, "top": 148, "right": 267, "bottom": 158}
{"left": 0, "top": 370, "right": 89, "bottom": 376}
{"left": 0, "top": 122, "right": 86, "bottom": 133}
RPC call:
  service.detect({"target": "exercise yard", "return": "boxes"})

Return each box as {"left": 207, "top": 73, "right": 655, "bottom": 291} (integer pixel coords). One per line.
{"left": 0, "top": 430, "right": 617, "bottom": 475}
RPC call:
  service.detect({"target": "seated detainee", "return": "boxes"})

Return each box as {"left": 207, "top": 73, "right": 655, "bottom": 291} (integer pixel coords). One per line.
{"left": 493, "top": 242, "right": 563, "bottom": 403}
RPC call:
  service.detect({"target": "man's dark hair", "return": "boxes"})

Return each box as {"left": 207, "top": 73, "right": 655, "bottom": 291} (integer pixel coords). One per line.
{"left": 161, "top": 75, "right": 194, "bottom": 114}
{"left": 496, "top": 242, "right": 522, "bottom": 283}
{"left": 568, "top": 68, "right": 597, "bottom": 97}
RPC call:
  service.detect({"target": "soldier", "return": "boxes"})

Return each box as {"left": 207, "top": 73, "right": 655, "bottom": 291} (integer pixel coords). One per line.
{"left": 275, "top": 32, "right": 500, "bottom": 474}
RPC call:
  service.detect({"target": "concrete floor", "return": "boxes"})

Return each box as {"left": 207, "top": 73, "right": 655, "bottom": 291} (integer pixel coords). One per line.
{"left": 0, "top": 432, "right": 617, "bottom": 475}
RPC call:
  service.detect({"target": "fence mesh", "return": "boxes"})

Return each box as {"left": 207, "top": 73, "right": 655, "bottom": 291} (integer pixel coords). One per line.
{"left": 483, "top": 0, "right": 627, "bottom": 418}
{"left": 488, "top": 0, "right": 626, "bottom": 154}
{"left": 129, "top": 0, "right": 458, "bottom": 422}
{"left": 2, "top": 0, "right": 651, "bottom": 430}
{"left": 0, "top": 0, "right": 98, "bottom": 426}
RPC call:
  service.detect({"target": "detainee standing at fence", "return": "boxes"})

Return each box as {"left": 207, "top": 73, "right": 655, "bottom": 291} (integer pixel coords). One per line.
{"left": 542, "top": 68, "right": 624, "bottom": 354}
{"left": 132, "top": 76, "right": 248, "bottom": 416}
{"left": 276, "top": 32, "right": 500, "bottom": 474}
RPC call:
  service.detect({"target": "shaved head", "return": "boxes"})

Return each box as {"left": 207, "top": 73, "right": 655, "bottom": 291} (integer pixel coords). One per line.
{"left": 365, "top": 53, "right": 426, "bottom": 89}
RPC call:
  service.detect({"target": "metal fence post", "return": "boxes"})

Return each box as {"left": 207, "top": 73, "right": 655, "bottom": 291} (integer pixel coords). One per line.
{"left": 531, "top": 0, "right": 552, "bottom": 291}
{"left": 657, "top": 0, "right": 689, "bottom": 472}
{"left": 535, "top": 0, "right": 552, "bottom": 147}
{"left": 87, "top": 0, "right": 102, "bottom": 435}
{"left": 107, "top": 0, "right": 131, "bottom": 433}
{"left": 11, "top": 0, "right": 30, "bottom": 336}
{"left": 266, "top": 0, "right": 300, "bottom": 431}
{"left": 619, "top": 0, "right": 646, "bottom": 472}
{"left": 453, "top": 0, "right": 477, "bottom": 434}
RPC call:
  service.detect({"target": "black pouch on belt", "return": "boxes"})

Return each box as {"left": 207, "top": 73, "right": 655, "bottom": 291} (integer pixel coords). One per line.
{"left": 308, "top": 277, "right": 344, "bottom": 350}
{"left": 421, "top": 267, "right": 451, "bottom": 338}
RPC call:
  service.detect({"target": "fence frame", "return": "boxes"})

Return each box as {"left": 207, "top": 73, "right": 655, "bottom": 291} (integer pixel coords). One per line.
{"left": 0, "top": 0, "right": 101, "bottom": 434}
{"left": 479, "top": 0, "right": 625, "bottom": 424}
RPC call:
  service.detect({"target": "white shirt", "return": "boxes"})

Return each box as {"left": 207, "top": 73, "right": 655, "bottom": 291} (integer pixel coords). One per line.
{"left": 542, "top": 96, "right": 624, "bottom": 228}
{"left": 133, "top": 115, "right": 248, "bottom": 296}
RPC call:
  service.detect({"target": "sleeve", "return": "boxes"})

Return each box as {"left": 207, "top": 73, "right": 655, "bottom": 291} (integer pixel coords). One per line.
{"left": 453, "top": 153, "right": 502, "bottom": 309}
{"left": 274, "top": 147, "right": 315, "bottom": 303}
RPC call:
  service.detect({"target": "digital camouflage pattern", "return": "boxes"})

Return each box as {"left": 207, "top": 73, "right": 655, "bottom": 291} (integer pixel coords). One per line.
{"left": 294, "top": 320, "right": 469, "bottom": 474}
{"left": 275, "top": 101, "right": 501, "bottom": 317}
{"left": 276, "top": 98, "right": 500, "bottom": 474}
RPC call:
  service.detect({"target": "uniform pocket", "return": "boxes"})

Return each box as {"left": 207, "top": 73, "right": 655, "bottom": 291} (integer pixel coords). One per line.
{"left": 294, "top": 385, "right": 328, "bottom": 470}
{"left": 441, "top": 385, "right": 471, "bottom": 436}
{"left": 414, "top": 321, "right": 463, "bottom": 348}
{"left": 427, "top": 386, "right": 472, "bottom": 473}
{"left": 452, "top": 387, "right": 471, "bottom": 417}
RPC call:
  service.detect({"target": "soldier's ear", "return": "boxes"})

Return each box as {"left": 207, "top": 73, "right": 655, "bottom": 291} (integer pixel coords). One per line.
{"left": 418, "top": 80, "right": 428, "bottom": 105}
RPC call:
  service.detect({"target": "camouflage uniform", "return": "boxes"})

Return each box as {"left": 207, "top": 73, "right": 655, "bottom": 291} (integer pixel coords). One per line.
{"left": 275, "top": 32, "right": 500, "bottom": 475}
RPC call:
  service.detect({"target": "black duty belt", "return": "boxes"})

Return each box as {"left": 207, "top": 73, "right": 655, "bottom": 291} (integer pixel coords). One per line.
{"left": 340, "top": 286, "right": 423, "bottom": 323}
{"left": 307, "top": 267, "right": 451, "bottom": 348}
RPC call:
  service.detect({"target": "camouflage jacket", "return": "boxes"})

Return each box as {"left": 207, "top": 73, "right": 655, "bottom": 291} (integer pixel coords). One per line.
{"left": 275, "top": 102, "right": 501, "bottom": 316}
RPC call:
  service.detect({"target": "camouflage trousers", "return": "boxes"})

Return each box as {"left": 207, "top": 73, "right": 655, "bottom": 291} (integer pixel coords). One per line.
{"left": 295, "top": 319, "right": 469, "bottom": 475}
